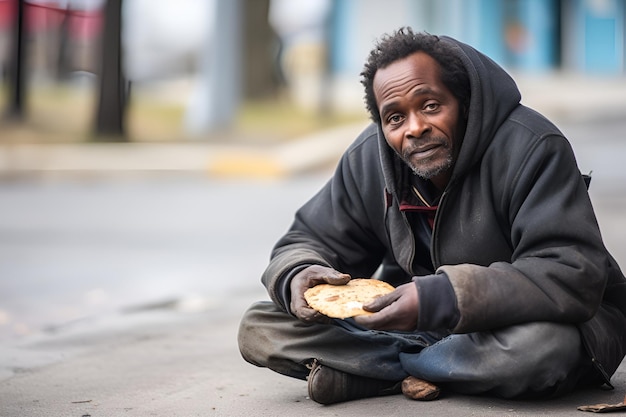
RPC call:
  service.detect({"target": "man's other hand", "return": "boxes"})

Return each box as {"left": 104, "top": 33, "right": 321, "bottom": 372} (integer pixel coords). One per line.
{"left": 290, "top": 265, "right": 351, "bottom": 323}
{"left": 354, "top": 282, "right": 419, "bottom": 331}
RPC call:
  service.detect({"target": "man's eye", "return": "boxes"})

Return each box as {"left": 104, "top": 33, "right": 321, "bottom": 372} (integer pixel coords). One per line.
{"left": 388, "top": 114, "right": 403, "bottom": 124}
{"left": 424, "top": 102, "right": 439, "bottom": 112}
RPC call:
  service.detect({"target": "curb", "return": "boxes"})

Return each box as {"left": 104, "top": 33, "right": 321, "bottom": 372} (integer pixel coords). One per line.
{"left": 515, "top": 73, "right": 626, "bottom": 123}
{"left": 206, "top": 123, "right": 365, "bottom": 178}
{"left": 0, "top": 123, "right": 367, "bottom": 179}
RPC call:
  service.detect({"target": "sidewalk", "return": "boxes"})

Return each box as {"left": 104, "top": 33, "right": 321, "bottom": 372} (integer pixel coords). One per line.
{"left": 0, "top": 122, "right": 365, "bottom": 179}
{"left": 1, "top": 289, "right": 625, "bottom": 417}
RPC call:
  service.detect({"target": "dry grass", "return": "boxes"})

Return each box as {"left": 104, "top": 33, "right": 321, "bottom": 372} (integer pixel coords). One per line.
{"left": 0, "top": 83, "right": 366, "bottom": 144}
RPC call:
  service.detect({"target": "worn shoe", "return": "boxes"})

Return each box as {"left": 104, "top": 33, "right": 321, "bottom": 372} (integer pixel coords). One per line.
{"left": 307, "top": 361, "right": 401, "bottom": 405}
{"left": 401, "top": 376, "right": 441, "bottom": 401}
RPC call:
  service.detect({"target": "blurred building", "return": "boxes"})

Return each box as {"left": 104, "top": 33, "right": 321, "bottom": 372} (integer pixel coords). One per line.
{"left": 325, "top": 0, "right": 625, "bottom": 112}
{"left": 0, "top": 0, "right": 104, "bottom": 82}
{"left": 329, "top": 0, "right": 625, "bottom": 74}
{"left": 0, "top": 0, "right": 208, "bottom": 83}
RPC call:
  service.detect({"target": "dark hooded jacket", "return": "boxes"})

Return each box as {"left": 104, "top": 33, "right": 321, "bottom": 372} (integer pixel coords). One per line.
{"left": 261, "top": 37, "right": 626, "bottom": 384}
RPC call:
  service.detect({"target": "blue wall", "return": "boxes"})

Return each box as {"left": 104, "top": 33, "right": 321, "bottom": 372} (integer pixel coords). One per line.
{"left": 329, "top": 0, "right": 625, "bottom": 75}
{"left": 570, "top": 0, "right": 624, "bottom": 73}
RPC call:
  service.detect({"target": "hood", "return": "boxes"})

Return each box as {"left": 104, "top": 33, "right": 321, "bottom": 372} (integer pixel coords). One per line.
{"left": 379, "top": 35, "right": 522, "bottom": 197}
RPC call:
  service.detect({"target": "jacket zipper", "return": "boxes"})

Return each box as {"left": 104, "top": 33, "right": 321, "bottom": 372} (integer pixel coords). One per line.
{"left": 384, "top": 188, "right": 417, "bottom": 276}
{"left": 431, "top": 186, "right": 451, "bottom": 269}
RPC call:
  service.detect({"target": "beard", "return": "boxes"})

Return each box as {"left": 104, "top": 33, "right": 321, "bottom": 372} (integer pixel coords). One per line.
{"left": 401, "top": 137, "right": 454, "bottom": 180}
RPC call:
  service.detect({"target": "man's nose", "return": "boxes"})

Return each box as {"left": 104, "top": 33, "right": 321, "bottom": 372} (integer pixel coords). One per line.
{"left": 405, "top": 112, "right": 430, "bottom": 139}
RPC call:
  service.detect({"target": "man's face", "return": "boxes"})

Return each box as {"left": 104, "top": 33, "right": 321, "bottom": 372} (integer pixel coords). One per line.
{"left": 373, "top": 51, "right": 464, "bottom": 190}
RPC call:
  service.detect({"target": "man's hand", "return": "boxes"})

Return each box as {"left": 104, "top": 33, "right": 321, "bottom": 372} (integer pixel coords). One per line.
{"left": 354, "top": 282, "right": 419, "bottom": 331}
{"left": 290, "top": 265, "right": 351, "bottom": 323}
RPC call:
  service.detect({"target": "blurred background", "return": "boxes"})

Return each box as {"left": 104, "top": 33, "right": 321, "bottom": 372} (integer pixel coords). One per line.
{"left": 1, "top": 0, "right": 625, "bottom": 141}
{"left": 0, "top": 0, "right": 625, "bottom": 343}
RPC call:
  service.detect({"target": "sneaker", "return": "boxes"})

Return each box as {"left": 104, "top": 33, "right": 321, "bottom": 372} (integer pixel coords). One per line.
{"left": 307, "top": 361, "right": 401, "bottom": 405}
{"left": 401, "top": 376, "right": 441, "bottom": 401}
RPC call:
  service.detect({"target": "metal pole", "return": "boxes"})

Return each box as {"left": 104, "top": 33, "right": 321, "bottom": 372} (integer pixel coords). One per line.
{"left": 185, "top": 0, "right": 242, "bottom": 135}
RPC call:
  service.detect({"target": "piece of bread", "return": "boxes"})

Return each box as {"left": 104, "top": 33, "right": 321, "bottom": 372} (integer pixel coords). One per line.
{"left": 304, "top": 279, "right": 395, "bottom": 319}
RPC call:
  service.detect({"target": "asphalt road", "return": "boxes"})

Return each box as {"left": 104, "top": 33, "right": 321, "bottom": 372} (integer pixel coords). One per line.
{"left": 0, "top": 173, "right": 331, "bottom": 342}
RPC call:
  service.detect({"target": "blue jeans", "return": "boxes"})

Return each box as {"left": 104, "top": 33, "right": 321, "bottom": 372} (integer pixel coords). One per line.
{"left": 238, "top": 301, "right": 594, "bottom": 398}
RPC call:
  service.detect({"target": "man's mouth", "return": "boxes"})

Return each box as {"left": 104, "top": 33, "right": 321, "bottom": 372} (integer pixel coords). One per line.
{"left": 404, "top": 144, "right": 442, "bottom": 160}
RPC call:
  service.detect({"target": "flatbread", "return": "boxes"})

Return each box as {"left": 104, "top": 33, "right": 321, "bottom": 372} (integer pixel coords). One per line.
{"left": 304, "top": 279, "right": 395, "bottom": 319}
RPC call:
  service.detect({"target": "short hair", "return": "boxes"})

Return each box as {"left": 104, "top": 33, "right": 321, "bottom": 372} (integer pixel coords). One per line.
{"left": 360, "top": 28, "right": 470, "bottom": 124}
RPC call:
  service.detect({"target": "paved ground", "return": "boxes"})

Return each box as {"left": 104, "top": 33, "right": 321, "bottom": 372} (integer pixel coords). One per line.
{"left": 1, "top": 289, "right": 625, "bottom": 417}
{"left": 1, "top": 74, "right": 626, "bottom": 416}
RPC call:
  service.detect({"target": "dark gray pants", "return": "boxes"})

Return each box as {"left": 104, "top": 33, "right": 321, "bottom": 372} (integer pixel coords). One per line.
{"left": 238, "top": 301, "right": 594, "bottom": 398}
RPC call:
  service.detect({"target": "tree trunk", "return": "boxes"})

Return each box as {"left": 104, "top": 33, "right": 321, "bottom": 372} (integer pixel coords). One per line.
{"left": 242, "top": 0, "right": 280, "bottom": 100}
{"left": 56, "top": 8, "right": 71, "bottom": 81}
{"left": 4, "top": 0, "right": 27, "bottom": 121}
{"left": 94, "top": 0, "right": 127, "bottom": 141}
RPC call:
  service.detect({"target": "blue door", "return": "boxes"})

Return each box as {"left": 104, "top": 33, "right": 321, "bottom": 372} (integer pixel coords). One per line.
{"left": 575, "top": 0, "right": 625, "bottom": 73}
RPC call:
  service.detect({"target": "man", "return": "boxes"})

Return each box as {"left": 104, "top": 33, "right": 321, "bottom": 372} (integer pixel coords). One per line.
{"left": 238, "top": 28, "right": 626, "bottom": 405}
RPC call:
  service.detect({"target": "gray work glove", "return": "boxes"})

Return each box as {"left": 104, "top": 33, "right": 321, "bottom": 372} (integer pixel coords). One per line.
{"left": 290, "top": 265, "right": 351, "bottom": 324}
